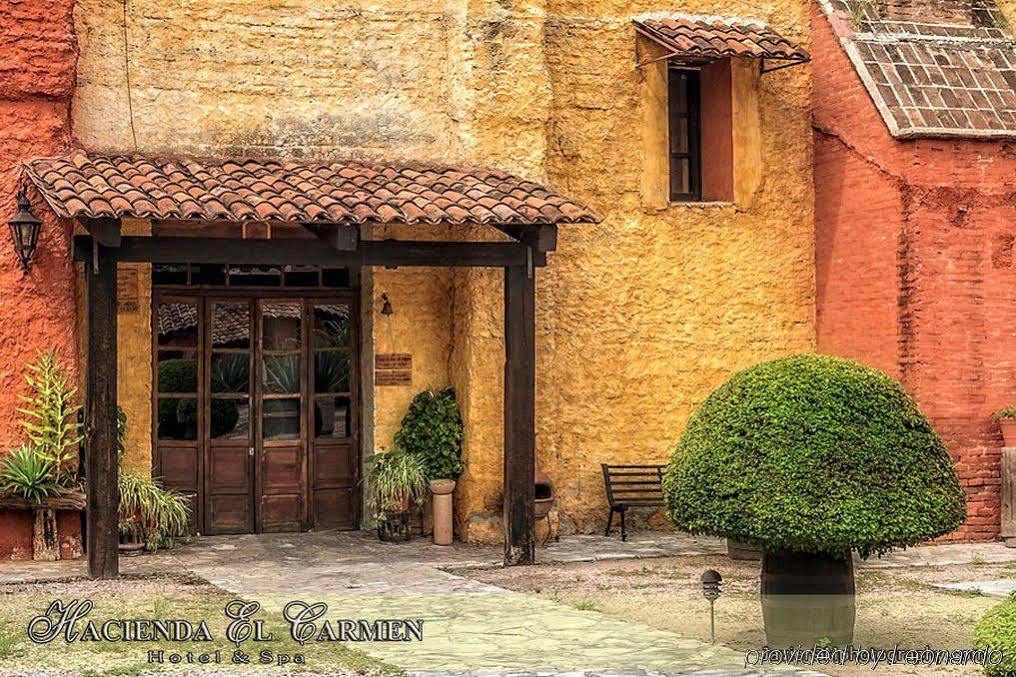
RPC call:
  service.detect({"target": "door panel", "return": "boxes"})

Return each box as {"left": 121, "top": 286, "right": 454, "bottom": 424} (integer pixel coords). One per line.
{"left": 205, "top": 300, "right": 254, "bottom": 535}
{"left": 258, "top": 300, "right": 307, "bottom": 532}
{"left": 309, "top": 302, "right": 359, "bottom": 529}
{"left": 153, "top": 296, "right": 203, "bottom": 534}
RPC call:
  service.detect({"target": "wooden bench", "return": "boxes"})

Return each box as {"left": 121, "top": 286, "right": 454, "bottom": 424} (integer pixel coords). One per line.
{"left": 601, "top": 464, "right": 666, "bottom": 541}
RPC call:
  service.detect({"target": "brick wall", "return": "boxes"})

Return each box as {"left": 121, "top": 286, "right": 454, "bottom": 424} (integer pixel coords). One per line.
{"left": 812, "top": 2, "right": 1016, "bottom": 540}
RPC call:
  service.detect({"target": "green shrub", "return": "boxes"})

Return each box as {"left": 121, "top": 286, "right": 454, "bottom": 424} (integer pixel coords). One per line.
{"left": 663, "top": 354, "right": 966, "bottom": 558}
{"left": 0, "top": 445, "right": 59, "bottom": 503}
{"left": 974, "top": 593, "right": 1016, "bottom": 676}
{"left": 395, "top": 389, "right": 464, "bottom": 480}
{"left": 992, "top": 407, "right": 1016, "bottom": 420}
{"left": 17, "top": 351, "right": 82, "bottom": 485}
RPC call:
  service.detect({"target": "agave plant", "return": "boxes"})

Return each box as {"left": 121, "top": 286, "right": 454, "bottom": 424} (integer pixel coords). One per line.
{"left": 0, "top": 445, "right": 59, "bottom": 503}
{"left": 17, "top": 351, "right": 82, "bottom": 485}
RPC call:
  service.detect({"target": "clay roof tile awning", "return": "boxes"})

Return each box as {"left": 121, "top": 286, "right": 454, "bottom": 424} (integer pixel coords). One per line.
{"left": 23, "top": 152, "right": 601, "bottom": 226}
{"left": 633, "top": 16, "right": 810, "bottom": 66}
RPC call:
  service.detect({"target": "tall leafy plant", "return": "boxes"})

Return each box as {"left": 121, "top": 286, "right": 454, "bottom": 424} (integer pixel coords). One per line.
{"left": 395, "top": 388, "right": 464, "bottom": 480}
{"left": 18, "top": 351, "right": 82, "bottom": 485}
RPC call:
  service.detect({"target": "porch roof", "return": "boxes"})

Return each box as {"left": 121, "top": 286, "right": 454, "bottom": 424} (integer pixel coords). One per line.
{"left": 23, "top": 152, "right": 600, "bottom": 226}
{"left": 633, "top": 15, "right": 810, "bottom": 64}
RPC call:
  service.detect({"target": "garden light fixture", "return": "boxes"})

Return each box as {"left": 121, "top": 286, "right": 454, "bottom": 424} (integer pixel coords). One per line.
{"left": 8, "top": 187, "right": 42, "bottom": 271}
{"left": 701, "top": 569, "right": 722, "bottom": 642}
{"left": 380, "top": 293, "right": 393, "bottom": 316}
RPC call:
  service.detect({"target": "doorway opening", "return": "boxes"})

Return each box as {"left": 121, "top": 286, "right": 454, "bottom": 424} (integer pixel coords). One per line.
{"left": 152, "top": 264, "right": 360, "bottom": 535}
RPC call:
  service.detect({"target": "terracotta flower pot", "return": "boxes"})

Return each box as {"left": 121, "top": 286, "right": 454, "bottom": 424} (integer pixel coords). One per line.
{"left": 1000, "top": 418, "right": 1016, "bottom": 447}
{"left": 429, "top": 479, "right": 456, "bottom": 546}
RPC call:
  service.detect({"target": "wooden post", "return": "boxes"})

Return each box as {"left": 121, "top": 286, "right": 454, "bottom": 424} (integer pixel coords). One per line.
{"left": 1003, "top": 447, "right": 1016, "bottom": 547}
{"left": 503, "top": 260, "right": 536, "bottom": 565}
{"left": 86, "top": 243, "right": 119, "bottom": 579}
{"left": 32, "top": 508, "right": 59, "bottom": 561}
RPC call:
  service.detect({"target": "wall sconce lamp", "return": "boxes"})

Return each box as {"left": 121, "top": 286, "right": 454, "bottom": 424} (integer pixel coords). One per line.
{"left": 380, "top": 293, "right": 393, "bottom": 316}
{"left": 8, "top": 187, "right": 42, "bottom": 271}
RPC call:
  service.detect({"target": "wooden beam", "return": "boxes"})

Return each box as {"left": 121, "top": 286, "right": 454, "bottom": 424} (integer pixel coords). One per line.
{"left": 503, "top": 261, "right": 536, "bottom": 566}
{"left": 491, "top": 225, "right": 558, "bottom": 253}
{"left": 305, "top": 223, "right": 359, "bottom": 251}
{"left": 85, "top": 245, "right": 119, "bottom": 579}
{"left": 81, "top": 218, "right": 121, "bottom": 247}
{"left": 72, "top": 236, "right": 547, "bottom": 268}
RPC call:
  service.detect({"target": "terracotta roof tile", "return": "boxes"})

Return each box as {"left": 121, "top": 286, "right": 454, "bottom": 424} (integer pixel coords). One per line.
{"left": 818, "top": 0, "right": 1016, "bottom": 138}
{"left": 633, "top": 15, "right": 810, "bottom": 63}
{"left": 23, "top": 152, "right": 600, "bottom": 226}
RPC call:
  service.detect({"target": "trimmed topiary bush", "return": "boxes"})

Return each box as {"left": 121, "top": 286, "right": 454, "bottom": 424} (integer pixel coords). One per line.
{"left": 663, "top": 354, "right": 966, "bottom": 559}
{"left": 974, "top": 593, "right": 1016, "bottom": 676}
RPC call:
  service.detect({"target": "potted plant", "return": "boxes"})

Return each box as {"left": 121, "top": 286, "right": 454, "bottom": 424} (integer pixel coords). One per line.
{"left": 395, "top": 388, "right": 464, "bottom": 545}
{"left": 366, "top": 448, "right": 428, "bottom": 543}
{"left": 663, "top": 354, "right": 966, "bottom": 647}
{"left": 116, "top": 412, "right": 190, "bottom": 554}
{"left": 993, "top": 407, "right": 1016, "bottom": 447}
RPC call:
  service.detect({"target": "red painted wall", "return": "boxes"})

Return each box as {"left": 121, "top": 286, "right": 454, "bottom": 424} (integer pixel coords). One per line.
{"left": 812, "top": 4, "right": 1016, "bottom": 540}
{"left": 0, "top": 1, "right": 79, "bottom": 447}
{"left": 0, "top": 1, "right": 81, "bottom": 558}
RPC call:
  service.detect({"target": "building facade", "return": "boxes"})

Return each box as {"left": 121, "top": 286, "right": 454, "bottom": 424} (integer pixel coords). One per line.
{"left": 813, "top": 0, "right": 1016, "bottom": 540}
{"left": 0, "top": 0, "right": 815, "bottom": 557}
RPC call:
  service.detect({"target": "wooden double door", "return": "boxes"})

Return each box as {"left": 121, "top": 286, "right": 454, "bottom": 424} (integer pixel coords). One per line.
{"left": 154, "top": 293, "right": 359, "bottom": 534}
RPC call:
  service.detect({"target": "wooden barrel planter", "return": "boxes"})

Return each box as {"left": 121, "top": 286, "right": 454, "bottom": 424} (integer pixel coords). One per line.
{"left": 761, "top": 550, "right": 856, "bottom": 647}
{"left": 0, "top": 491, "right": 86, "bottom": 561}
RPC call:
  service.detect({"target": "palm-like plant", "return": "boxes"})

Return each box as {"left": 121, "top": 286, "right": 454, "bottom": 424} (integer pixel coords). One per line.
{"left": 17, "top": 351, "right": 82, "bottom": 485}
{"left": 0, "top": 445, "right": 59, "bottom": 503}
{"left": 366, "top": 448, "right": 429, "bottom": 523}
{"left": 118, "top": 472, "right": 190, "bottom": 549}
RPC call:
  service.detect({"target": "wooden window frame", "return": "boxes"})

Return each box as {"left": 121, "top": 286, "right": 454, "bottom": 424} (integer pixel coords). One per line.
{"left": 668, "top": 67, "right": 702, "bottom": 202}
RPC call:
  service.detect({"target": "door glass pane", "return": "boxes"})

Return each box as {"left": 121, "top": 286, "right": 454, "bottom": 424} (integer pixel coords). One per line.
{"left": 211, "top": 354, "right": 249, "bottom": 393}
{"left": 263, "top": 302, "right": 301, "bottom": 350}
{"left": 230, "top": 265, "right": 281, "bottom": 287}
{"left": 322, "top": 268, "right": 350, "bottom": 288}
{"left": 263, "top": 355, "right": 301, "bottom": 394}
{"left": 314, "top": 396, "right": 351, "bottom": 439}
{"left": 212, "top": 303, "right": 251, "bottom": 350}
{"left": 211, "top": 398, "right": 249, "bottom": 440}
{"left": 156, "top": 302, "right": 198, "bottom": 346}
{"left": 263, "top": 398, "right": 301, "bottom": 441}
{"left": 153, "top": 264, "right": 188, "bottom": 285}
{"left": 192, "top": 264, "right": 226, "bottom": 286}
{"left": 315, "top": 351, "right": 350, "bottom": 393}
{"left": 158, "top": 398, "right": 198, "bottom": 440}
{"left": 157, "top": 351, "right": 197, "bottom": 393}
{"left": 313, "top": 305, "right": 350, "bottom": 348}
{"left": 283, "top": 265, "right": 319, "bottom": 287}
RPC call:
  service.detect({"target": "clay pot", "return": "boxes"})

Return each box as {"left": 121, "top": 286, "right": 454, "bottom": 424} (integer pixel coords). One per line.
{"left": 429, "top": 479, "right": 456, "bottom": 546}
{"left": 761, "top": 550, "right": 855, "bottom": 647}
{"left": 726, "top": 538, "right": 763, "bottom": 561}
{"left": 1000, "top": 418, "right": 1016, "bottom": 447}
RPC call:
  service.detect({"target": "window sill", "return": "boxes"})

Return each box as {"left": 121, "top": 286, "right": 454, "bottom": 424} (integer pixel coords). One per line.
{"left": 669, "top": 200, "right": 735, "bottom": 209}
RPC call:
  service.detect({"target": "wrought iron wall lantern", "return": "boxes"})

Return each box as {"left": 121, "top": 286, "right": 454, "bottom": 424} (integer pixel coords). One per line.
{"left": 8, "top": 187, "right": 42, "bottom": 270}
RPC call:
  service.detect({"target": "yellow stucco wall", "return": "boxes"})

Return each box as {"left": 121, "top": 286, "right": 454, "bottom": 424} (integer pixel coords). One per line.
{"left": 72, "top": 0, "right": 815, "bottom": 539}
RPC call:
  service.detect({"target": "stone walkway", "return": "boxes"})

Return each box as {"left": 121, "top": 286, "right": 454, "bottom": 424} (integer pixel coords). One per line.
{"left": 1, "top": 531, "right": 1014, "bottom": 674}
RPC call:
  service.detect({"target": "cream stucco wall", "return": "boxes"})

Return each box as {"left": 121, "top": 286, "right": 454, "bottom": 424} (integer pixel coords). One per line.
{"left": 73, "top": 0, "right": 815, "bottom": 539}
